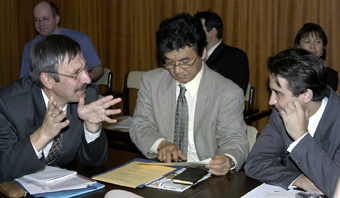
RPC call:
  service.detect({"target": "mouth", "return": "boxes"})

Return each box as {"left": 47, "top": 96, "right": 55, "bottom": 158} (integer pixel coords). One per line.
{"left": 75, "top": 84, "right": 88, "bottom": 93}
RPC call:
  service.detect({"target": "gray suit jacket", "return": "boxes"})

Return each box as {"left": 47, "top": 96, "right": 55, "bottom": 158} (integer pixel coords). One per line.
{"left": 244, "top": 87, "right": 340, "bottom": 197}
{"left": 130, "top": 64, "right": 249, "bottom": 171}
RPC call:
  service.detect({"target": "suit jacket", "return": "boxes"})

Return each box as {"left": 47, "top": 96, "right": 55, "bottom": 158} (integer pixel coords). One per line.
{"left": 205, "top": 41, "right": 249, "bottom": 95}
{"left": 327, "top": 67, "right": 339, "bottom": 91}
{"left": 244, "top": 87, "right": 340, "bottom": 197}
{"left": 0, "top": 76, "right": 108, "bottom": 182}
{"left": 130, "top": 64, "right": 249, "bottom": 171}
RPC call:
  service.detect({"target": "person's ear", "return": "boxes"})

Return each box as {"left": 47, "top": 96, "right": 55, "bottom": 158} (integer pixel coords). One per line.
{"left": 40, "top": 72, "right": 53, "bottom": 90}
{"left": 303, "top": 89, "right": 313, "bottom": 103}
{"left": 211, "top": 27, "right": 217, "bottom": 37}
{"left": 55, "top": 15, "right": 60, "bottom": 25}
{"left": 201, "top": 47, "right": 207, "bottom": 60}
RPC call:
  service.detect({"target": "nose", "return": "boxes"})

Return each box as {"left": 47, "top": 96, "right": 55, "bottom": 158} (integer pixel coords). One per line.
{"left": 173, "top": 64, "right": 185, "bottom": 74}
{"left": 81, "top": 69, "right": 92, "bottom": 84}
{"left": 268, "top": 92, "right": 277, "bottom": 106}
{"left": 39, "top": 20, "right": 44, "bottom": 26}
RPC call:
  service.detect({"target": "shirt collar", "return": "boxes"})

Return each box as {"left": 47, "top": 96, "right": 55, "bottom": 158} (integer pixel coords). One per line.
{"left": 176, "top": 61, "right": 204, "bottom": 97}
{"left": 308, "top": 97, "right": 328, "bottom": 136}
{"left": 206, "top": 39, "right": 222, "bottom": 61}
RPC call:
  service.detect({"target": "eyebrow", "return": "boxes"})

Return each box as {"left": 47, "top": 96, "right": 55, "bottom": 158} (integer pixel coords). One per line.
{"left": 164, "top": 56, "right": 190, "bottom": 61}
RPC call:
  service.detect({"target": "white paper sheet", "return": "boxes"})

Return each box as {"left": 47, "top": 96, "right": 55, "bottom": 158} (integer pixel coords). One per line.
{"left": 241, "top": 183, "right": 304, "bottom": 198}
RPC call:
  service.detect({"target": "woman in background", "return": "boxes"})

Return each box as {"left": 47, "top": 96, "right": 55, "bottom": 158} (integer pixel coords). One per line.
{"left": 294, "top": 23, "right": 339, "bottom": 91}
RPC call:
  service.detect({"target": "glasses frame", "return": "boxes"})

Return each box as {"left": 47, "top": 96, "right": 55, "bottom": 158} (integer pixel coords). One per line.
{"left": 49, "top": 64, "right": 90, "bottom": 80}
{"left": 34, "top": 17, "right": 52, "bottom": 25}
{"left": 161, "top": 55, "right": 198, "bottom": 70}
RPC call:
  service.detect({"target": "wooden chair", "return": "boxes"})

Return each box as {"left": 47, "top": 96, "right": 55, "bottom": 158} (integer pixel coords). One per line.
{"left": 96, "top": 67, "right": 122, "bottom": 98}
{"left": 244, "top": 83, "right": 272, "bottom": 125}
{"left": 102, "top": 71, "right": 145, "bottom": 153}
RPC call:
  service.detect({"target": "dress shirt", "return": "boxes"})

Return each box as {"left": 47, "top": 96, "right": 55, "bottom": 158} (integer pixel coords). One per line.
{"left": 32, "top": 89, "right": 101, "bottom": 159}
{"left": 205, "top": 39, "right": 222, "bottom": 62}
{"left": 150, "top": 62, "right": 237, "bottom": 168}
{"left": 287, "top": 97, "right": 328, "bottom": 188}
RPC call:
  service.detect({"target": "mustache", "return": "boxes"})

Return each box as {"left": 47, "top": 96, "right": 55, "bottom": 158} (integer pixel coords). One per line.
{"left": 75, "top": 83, "right": 89, "bottom": 92}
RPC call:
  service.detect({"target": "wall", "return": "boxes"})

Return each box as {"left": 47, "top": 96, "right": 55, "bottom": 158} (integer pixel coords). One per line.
{"left": 1, "top": 0, "right": 339, "bottom": 132}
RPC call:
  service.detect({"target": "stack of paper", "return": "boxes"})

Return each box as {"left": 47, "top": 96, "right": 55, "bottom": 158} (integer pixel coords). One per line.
{"left": 15, "top": 166, "right": 104, "bottom": 197}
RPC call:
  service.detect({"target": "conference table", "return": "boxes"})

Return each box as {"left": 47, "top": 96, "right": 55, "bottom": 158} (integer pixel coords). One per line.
{"left": 0, "top": 149, "right": 262, "bottom": 198}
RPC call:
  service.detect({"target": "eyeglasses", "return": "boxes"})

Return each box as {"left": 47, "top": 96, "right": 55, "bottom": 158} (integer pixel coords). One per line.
{"left": 34, "top": 17, "right": 52, "bottom": 24}
{"left": 50, "top": 64, "right": 90, "bottom": 80}
{"left": 161, "top": 55, "right": 198, "bottom": 69}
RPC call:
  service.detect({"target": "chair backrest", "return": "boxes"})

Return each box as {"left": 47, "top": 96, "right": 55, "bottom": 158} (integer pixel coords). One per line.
{"left": 122, "top": 71, "right": 145, "bottom": 115}
{"left": 96, "top": 68, "right": 113, "bottom": 95}
{"left": 246, "top": 125, "right": 258, "bottom": 151}
{"left": 244, "top": 83, "right": 255, "bottom": 114}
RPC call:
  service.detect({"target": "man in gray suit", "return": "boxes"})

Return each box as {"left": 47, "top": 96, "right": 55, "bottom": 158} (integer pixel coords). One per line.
{"left": 130, "top": 13, "right": 249, "bottom": 176}
{"left": 245, "top": 49, "right": 340, "bottom": 197}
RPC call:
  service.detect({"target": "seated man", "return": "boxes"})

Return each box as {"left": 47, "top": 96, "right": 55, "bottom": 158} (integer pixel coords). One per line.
{"left": 130, "top": 13, "right": 249, "bottom": 176}
{"left": 20, "top": 1, "right": 103, "bottom": 84}
{"left": 0, "top": 35, "right": 121, "bottom": 182}
{"left": 194, "top": 10, "right": 249, "bottom": 95}
{"left": 244, "top": 48, "right": 340, "bottom": 197}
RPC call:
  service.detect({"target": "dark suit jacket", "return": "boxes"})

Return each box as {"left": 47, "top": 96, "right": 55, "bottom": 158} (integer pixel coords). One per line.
{"left": 130, "top": 64, "right": 249, "bottom": 171}
{"left": 244, "top": 87, "right": 340, "bottom": 197}
{"left": 0, "top": 76, "right": 108, "bottom": 182}
{"left": 205, "top": 41, "right": 249, "bottom": 95}
{"left": 327, "top": 67, "right": 339, "bottom": 91}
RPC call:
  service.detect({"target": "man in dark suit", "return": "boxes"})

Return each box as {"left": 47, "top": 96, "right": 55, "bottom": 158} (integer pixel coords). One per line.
{"left": 130, "top": 13, "right": 248, "bottom": 176}
{"left": 0, "top": 35, "right": 121, "bottom": 182}
{"left": 194, "top": 11, "right": 249, "bottom": 95}
{"left": 244, "top": 49, "right": 340, "bottom": 197}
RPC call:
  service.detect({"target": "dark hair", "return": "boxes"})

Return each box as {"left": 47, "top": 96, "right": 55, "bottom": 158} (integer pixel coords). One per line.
{"left": 156, "top": 13, "right": 207, "bottom": 59}
{"left": 194, "top": 10, "right": 223, "bottom": 39}
{"left": 29, "top": 35, "right": 81, "bottom": 88}
{"left": 34, "top": 1, "right": 60, "bottom": 23}
{"left": 267, "top": 48, "right": 327, "bottom": 101}
{"left": 294, "top": 23, "right": 328, "bottom": 60}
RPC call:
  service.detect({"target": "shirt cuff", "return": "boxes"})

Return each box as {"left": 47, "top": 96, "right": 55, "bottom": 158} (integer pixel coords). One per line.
{"left": 287, "top": 132, "right": 308, "bottom": 153}
{"left": 149, "top": 137, "right": 167, "bottom": 154}
{"left": 224, "top": 154, "right": 237, "bottom": 170}
{"left": 31, "top": 139, "right": 43, "bottom": 159}
{"left": 84, "top": 123, "right": 102, "bottom": 143}
{"left": 288, "top": 174, "right": 304, "bottom": 190}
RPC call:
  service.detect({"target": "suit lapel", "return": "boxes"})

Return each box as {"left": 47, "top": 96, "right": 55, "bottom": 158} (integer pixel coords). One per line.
{"left": 194, "top": 65, "right": 212, "bottom": 133}
{"left": 159, "top": 74, "right": 176, "bottom": 140}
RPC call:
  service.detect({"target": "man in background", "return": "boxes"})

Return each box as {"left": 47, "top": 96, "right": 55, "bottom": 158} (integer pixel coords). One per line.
{"left": 0, "top": 35, "right": 121, "bottom": 182}
{"left": 194, "top": 10, "right": 249, "bottom": 95}
{"left": 20, "top": 1, "right": 103, "bottom": 85}
{"left": 245, "top": 49, "right": 340, "bottom": 197}
{"left": 130, "top": 13, "right": 248, "bottom": 176}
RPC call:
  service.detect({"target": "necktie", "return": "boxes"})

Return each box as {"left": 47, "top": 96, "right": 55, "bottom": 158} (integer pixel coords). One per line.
{"left": 46, "top": 133, "right": 63, "bottom": 165}
{"left": 174, "top": 84, "right": 188, "bottom": 156}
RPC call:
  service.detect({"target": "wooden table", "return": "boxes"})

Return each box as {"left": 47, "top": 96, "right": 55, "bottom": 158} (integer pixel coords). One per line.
{"left": 0, "top": 149, "right": 262, "bottom": 198}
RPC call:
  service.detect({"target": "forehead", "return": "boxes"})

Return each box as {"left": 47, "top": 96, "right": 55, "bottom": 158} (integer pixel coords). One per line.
{"left": 269, "top": 75, "right": 290, "bottom": 90}
{"left": 58, "top": 53, "right": 85, "bottom": 71}
{"left": 164, "top": 46, "right": 195, "bottom": 59}
{"left": 33, "top": 2, "right": 52, "bottom": 17}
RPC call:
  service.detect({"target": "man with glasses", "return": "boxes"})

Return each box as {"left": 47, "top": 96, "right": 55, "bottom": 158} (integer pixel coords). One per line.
{"left": 20, "top": 1, "right": 103, "bottom": 87}
{"left": 0, "top": 35, "right": 121, "bottom": 183}
{"left": 130, "top": 13, "right": 248, "bottom": 176}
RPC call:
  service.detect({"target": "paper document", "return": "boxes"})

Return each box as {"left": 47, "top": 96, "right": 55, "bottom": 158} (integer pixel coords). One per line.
{"left": 92, "top": 161, "right": 176, "bottom": 188}
{"left": 241, "top": 183, "right": 304, "bottom": 198}
{"left": 147, "top": 168, "right": 211, "bottom": 192}
{"left": 138, "top": 161, "right": 209, "bottom": 167}
{"left": 22, "top": 166, "right": 76, "bottom": 184}
{"left": 115, "top": 116, "right": 133, "bottom": 129}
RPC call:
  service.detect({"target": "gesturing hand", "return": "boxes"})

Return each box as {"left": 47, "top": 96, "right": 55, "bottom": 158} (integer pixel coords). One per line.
{"left": 279, "top": 100, "right": 309, "bottom": 140}
{"left": 77, "top": 95, "right": 122, "bottom": 127}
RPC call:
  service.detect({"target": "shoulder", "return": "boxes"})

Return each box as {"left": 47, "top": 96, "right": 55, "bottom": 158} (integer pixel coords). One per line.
{"left": 60, "top": 27, "right": 90, "bottom": 42}
{"left": 0, "top": 76, "right": 37, "bottom": 101}
{"left": 204, "top": 65, "right": 241, "bottom": 91}
{"left": 222, "top": 44, "right": 247, "bottom": 57}
{"left": 24, "top": 35, "right": 43, "bottom": 51}
{"left": 142, "top": 68, "right": 169, "bottom": 81}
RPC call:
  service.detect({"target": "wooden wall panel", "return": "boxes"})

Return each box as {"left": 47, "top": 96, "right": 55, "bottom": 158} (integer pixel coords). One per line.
{"left": 1, "top": 0, "right": 340, "bottom": 132}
